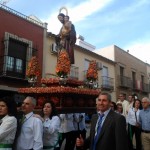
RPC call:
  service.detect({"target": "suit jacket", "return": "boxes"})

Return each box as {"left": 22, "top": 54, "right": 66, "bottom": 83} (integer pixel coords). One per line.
{"left": 84, "top": 110, "right": 129, "bottom": 150}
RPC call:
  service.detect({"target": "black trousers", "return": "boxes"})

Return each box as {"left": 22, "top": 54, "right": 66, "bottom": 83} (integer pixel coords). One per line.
{"left": 128, "top": 124, "right": 142, "bottom": 150}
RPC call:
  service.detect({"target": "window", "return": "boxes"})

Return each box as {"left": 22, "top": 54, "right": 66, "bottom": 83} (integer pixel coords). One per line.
{"left": 6, "top": 56, "right": 23, "bottom": 73}
{"left": 5, "top": 38, "right": 27, "bottom": 78}
{"left": 16, "top": 58, "right": 23, "bottom": 73}
{"left": 120, "top": 66, "right": 124, "bottom": 85}
{"left": 84, "top": 59, "right": 90, "bottom": 71}
{"left": 132, "top": 71, "right": 136, "bottom": 88}
{"left": 141, "top": 75, "right": 144, "bottom": 90}
{"left": 120, "top": 66, "right": 124, "bottom": 76}
{"left": 83, "top": 59, "right": 90, "bottom": 80}
{"left": 70, "top": 66, "right": 79, "bottom": 79}
{"left": 6, "top": 56, "right": 14, "bottom": 71}
{"left": 2, "top": 32, "right": 33, "bottom": 79}
{"left": 102, "top": 66, "right": 109, "bottom": 86}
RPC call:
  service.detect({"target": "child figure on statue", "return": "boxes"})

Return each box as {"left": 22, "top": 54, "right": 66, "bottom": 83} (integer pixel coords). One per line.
{"left": 60, "top": 15, "right": 72, "bottom": 47}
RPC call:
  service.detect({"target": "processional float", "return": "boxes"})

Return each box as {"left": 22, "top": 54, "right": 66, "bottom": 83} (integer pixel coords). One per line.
{"left": 18, "top": 7, "right": 100, "bottom": 113}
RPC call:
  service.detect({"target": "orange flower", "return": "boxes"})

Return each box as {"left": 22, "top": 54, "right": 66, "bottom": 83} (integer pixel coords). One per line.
{"left": 26, "top": 56, "right": 41, "bottom": 78}
{"left": 56, "top": 50, "right": 70, "bottom": 77}
{"left": 86, "top": 60, "right": 98, "bottom": 81}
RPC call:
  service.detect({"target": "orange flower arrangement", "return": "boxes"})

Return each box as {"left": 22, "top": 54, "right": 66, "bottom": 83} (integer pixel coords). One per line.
{"left": 26, "top": 56, "right": 41, "bottom": 78}
{"left": 86, "top": 60, "right": 98, "bottom": 81}
{"left": 56, "top": 50, "right": 70, "bottom": 77}
{"left": 41, "top": 78, "right": 84, "bottom": 87}
{"left": 18, "top": 87, "right": 100, "bottom": 95}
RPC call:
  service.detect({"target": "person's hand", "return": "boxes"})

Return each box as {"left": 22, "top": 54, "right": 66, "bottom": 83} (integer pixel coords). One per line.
{"left": 76, "top": 134, "right": 84, "bottom": 147}
{"left": 34, "top": 114, "right": 44, "bottom": 122}
{"left": 136, "top": 123, "right": 140, "bottom": 127}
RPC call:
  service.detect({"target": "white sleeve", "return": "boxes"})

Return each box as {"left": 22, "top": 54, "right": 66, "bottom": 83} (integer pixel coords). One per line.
{"left": 0, "top": 117, "right": 17, "bottom": 140}
{"left": 44, "top": 116, "right": 60, "bottom": 135}
{"left": 33, "top": 118, "right": 43, "bottom": 150}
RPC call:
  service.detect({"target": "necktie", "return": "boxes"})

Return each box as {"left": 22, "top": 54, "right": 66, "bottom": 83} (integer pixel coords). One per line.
{"left": 93, "top": 114, "right": 104, "bottom": 150}
{"left": 21, "top": 115, "right": 26, "bottom": 124}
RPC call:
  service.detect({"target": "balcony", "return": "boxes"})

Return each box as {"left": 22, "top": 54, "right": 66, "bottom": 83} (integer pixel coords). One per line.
{"left": 0, "top": 55, "right": 26, "bottom": 79}
{"left": 131, "top": 80, "right": 149, "bottom": 93}
{"left": 69, "top": 66, "right": 79, "bottom": 79}
{"left": 118, "top": 75, "right": 132, "bottom": 88}
{"left": 83, "top": 70, "right": 87, "bottom": 81}
{"left": 101, "top": 76, "right": 114, "bottom": 91}
{"left": 142, "top": 83, "right": 149, "bottom": 93}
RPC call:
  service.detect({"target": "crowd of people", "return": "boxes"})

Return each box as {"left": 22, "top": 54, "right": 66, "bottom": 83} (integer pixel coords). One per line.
{"left": 0, "top": 96, "right": 87, "bottom": 150}
{"left": 0, "top": 92, "right": 150, "bottom": 150}
{"left": 86, "top": 93, "right": 150, "bottom": 150}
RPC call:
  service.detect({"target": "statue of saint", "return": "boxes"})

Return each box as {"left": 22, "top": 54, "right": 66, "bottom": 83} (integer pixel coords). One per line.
{"left": 55, "top": 7, "right": 76, "bottom": 64}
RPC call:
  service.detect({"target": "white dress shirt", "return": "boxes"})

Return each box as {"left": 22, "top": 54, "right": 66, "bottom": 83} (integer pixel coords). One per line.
{"left": 0, "top": 115, "right": 17, "bottom": 150}
{"left": 59, "top": 114, "right": 75, "bottom": 133}
{"left": 43, "top": 116, "right": 60, "bottom": 150}
{"left": 73, "top": 113, "right": 86, "bottom": 131}
{"left": 127, "top": 108, "right": 140, "bottom": 126}
{"left": 16, "top": 112, "right": 43, "bottom": 150}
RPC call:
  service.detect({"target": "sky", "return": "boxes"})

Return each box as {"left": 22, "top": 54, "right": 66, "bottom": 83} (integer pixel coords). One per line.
{"left": 3, "top": 0, "right": 150, "bottom": 64}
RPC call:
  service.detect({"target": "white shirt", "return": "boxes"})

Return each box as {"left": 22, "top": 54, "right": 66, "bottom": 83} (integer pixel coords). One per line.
{"left": 117, "top": 100, "right": 129, "bottom": 117}
{"left": 0, "top": 115, "right": 17, "bottom": 150}
{"left": 126, "top": 102, "right": 134, "bottom": 114}
{"left": 43, "top": 116, "right": 60, "bottom": 150}
{"left": 127, "top": 108, "right": 140, "bottom": 126}
{"left": 59, "top": 113, "right": 75, "bottom": 133}
{"left": 73, "top": 113, "right": 86, "bottom": 131}
{"left": 16, "top": 112, "right": 43, "bottom": 150}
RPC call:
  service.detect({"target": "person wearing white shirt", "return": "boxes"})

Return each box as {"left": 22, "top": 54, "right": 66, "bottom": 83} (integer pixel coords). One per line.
{"left": 0, "top": 96, "right": 17, "bottom": 150}
{"left": 41, "top": 100, "right": 60, "bottom": 150}
{"left": 16, "top": 96, "right": 43, "bottom": 150}
{"left": 59, "top": 113, "right": 75, "bottom": 150}
{"left": 126, "top": 99, "right": 142, "bottom": 150}
{"left": 126, "top": 95, "right": 134, "bottom": 115}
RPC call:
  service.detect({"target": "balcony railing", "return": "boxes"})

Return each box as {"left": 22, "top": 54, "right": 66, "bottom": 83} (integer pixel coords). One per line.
{"left": 142, "top": 83, "right": 149, "bottom": 93}
{"left": 69, "top": 66, "right": 79, "bottom": 79}
{"left": 0, "top": 3, "right": 45, "bottom": 28}
{"left": 0, "top": 55, "right": 26, "bottom": 79}
{"left": 83, "top": 70, "right": 87, "bottom": 81}
{"left": 131, "top": 80, "right": 150, "bottom": 93}
{"left": 118, "top": 75, "right": 132, "bottom": 88}
{"left": 101, "top": 76, "right": 114, "bottom": 90}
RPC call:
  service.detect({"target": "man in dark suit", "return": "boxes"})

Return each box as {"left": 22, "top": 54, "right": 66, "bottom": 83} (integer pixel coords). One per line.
{"left": 76, "top": 92, "right": 129, "bottom": 150}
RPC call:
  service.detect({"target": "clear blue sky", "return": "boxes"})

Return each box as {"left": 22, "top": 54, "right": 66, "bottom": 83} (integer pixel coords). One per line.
{"left": 3, "top": 0, "right": 150, "bottom": 63}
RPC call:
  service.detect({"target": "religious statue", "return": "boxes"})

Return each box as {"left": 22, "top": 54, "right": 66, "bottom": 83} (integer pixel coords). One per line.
{"left": 55, "top": 7, "right": 76, "bottom": 64}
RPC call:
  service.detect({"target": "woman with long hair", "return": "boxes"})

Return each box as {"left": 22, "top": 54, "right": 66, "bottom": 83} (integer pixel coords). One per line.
{"left": 0, "top": 96, "right": 17, "bottom": 150}
{"left": 127, "top": 99, "right": 142, "bottom": 150}
{"left": 41, "top": 100, "right": 60, "bottom": 150}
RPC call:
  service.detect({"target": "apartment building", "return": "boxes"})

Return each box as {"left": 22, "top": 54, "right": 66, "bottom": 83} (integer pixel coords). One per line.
{"left": 146, "top": 63, "right": 150, "bottom": 98}
{"left": 0, "top": 4, "right": 47, "bottom": 100}
{"left": 95, "top": 45, "right": 149, "bottom": 100}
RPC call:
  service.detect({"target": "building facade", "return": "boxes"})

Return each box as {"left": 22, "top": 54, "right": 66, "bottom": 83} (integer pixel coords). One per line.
{"left": 95, "top": 45, "right": 149, "bottom": 100}
{"left": 0, "top": 4, "right": 47, "bottom": 101}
